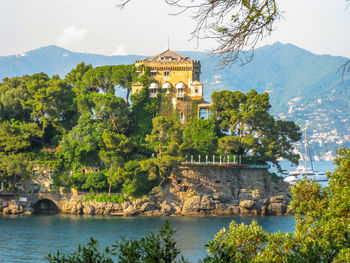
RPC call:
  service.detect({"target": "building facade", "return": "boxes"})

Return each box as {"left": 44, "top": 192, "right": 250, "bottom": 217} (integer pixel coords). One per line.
{"left": 131, "top": 49, "right": 210, "bottom": 122}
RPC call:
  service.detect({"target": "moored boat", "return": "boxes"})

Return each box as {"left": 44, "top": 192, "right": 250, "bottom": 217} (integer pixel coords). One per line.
{"left": 284, "top": 124, "right": 328, "bottom": 184}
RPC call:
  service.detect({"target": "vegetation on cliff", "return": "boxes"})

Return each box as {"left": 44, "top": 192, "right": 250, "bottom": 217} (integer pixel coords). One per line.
{"left": 0, "top": 62, "right": 300, "bottom": 197}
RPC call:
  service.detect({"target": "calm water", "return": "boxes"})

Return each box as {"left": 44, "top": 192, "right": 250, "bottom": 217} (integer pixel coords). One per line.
{"left": 0, "top": 215, "right": 295, "bottom": 263}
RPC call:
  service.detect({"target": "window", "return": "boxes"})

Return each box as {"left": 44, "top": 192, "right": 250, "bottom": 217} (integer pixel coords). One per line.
{"left": 180, "top": 112, "right": 184, "bottom": 123}
{"left": 199, "top": 108, "right": 208, "bottom": 119}
{"left": 32, "top": 170, "right": 39, "bottom": 176}
{"left": 32, "top": 184, "right": 39, "bottom": 190}
{"left": 195, "top": 87, "right": 198, "bottom": 93}
{"left": 50, "top": 184, "right": 55, "bottom": 190}
{"left": 164, "top": 71, "right": 170, "bottom": 76}
{"left": 150, "top": 71, "right": 157, "bottom": 76}
{"left": 136, "top": 89, "right": 139, "bottom": 94}
{"left": 49, "top": 170, "right": 55, "bottom": 177}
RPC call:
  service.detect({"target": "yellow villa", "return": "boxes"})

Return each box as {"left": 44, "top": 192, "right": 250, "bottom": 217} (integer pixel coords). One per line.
{"left": 131, "top": 49, "right": 211, "bottom": 123}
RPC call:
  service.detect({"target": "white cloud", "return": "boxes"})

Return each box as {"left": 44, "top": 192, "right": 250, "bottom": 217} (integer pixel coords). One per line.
{"left": 111, "top": 44, "right": 127, "bottom": 56}
{"left": 57, "top": 25, "right": 88, "bottom": 45}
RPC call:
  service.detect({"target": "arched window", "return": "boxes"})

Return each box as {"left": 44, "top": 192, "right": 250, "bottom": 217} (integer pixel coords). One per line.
{"left": 180, "top": 112, "right": 184, "bottom": 123}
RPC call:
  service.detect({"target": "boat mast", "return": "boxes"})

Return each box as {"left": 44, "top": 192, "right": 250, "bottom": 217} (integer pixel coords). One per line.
{"left": 305, "top": 124, "right": 308, "bottom": 173}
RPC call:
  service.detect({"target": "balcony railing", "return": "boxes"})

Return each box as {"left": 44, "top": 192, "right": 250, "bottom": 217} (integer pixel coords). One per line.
{"left": 149, "top": 93, "right": 158, "bottom": 98}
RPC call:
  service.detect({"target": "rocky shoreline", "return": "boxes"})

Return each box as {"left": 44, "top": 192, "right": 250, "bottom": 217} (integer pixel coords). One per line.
{"left": 0, "top": 192, "right": 291, "bottom": 217}
{"left": 1, "top": 166, "right": 292, "bottom": 217}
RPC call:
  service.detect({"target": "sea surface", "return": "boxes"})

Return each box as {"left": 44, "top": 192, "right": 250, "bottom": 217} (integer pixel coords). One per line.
{"left": 0, "top": 215, "right": 295, "bottom": 263}
{"left": 0, "top": 161, "right": 336, "bottom": 263}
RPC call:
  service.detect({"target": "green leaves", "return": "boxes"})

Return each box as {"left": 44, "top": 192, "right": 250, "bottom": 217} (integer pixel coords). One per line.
{"left": 47, "top": 222, "right": 188, "bottom": 263}
{"left": 212, "top": 89, "right": 301, "bottom": 170}
{"left": 203, "top": 220, "right": 269, "bottom": 263}
{"left": 47, "top": 238, "right": 113, "bottom": 263}
{"left": 182, "top": 118, "right": 218, "bottom": 156}
{"left": 91, "top": 93, "right": 131, "bottom": 134}
{"left": 114, "top": 221, "right": 188, "bottom": 263}
{"left": 25, "top": 73, "right": 77, "bottom": 131}
{"left": 0, "top": 120, "right": 43, "bottom": 152}
{"left": 146, "top": 116, "right": 182, "bottom": 157}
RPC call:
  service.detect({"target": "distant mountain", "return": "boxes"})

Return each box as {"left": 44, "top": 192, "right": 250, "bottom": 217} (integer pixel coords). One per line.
{"left": 0, "top": 45, "right": 145, "bottom": 79}
{"left": 1, "top": 43, "right": 349, "bottom": 159}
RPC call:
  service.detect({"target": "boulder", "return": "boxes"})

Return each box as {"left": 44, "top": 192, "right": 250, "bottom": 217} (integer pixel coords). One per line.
{"left": 270, "top": 195, "right": 287, "bottom": 204}
{"left": 2, "top": 207, "right": 10, "bottom": 215}
{"left": 182, "top": 195, "right": 215, "bottom": 214}
{"left": 23, "top": 208, "right": 34, "bottom": 215}
{"left": 140, "top": 202, "right": 157, "bottom": 212}
{"left": 239, "top": 200, "right": 255, "bottom": 210}
{"left": 267, "top": 202, "right": 287, "bottom": 215}
{"left": 8, "top": 202, "right": 23, "bottom": 214}
{"left": 160, "top": 201, "right": 173, "bottom": 215}
{"left": 83, "top": 204, "right": 95, "bottom": 215}
{"left": 219, "top": 193, "right": 234, "bottom": 203}
{"left": 238, "top": 189, "right": 252, "bottom": 200}
{"left": 124, "top": 204, "right": 136, "bottom": 216}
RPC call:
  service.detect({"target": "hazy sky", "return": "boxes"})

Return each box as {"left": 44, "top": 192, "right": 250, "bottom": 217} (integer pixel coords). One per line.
{"left": 0, "top": 0, "right": 349, "bottom": 57}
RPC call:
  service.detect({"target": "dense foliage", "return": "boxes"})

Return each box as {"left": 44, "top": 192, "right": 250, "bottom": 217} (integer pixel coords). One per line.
{"left": 0, "top": 62, "right": 300, "bottom": 194}
{"left": 47, "top": 221, "right": 188, "bottom": 263}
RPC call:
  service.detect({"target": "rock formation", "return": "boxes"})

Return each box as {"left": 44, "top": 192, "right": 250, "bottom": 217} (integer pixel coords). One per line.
{"left": 1, "top": 166, "right": 292, "bottom": 216}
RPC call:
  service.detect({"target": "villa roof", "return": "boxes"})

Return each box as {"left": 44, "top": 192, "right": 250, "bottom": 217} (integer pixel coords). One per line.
{"left": 191, "top": 80, "right": 202, "bottom": 85}
{"left": 198, "top": 100, "right": 212, "bottom": 107}
{"left": 132, "top": 82, "right": 143, "bottom": 86}
{"left": 147, "top": 49, "right": 186, "bottom": 62}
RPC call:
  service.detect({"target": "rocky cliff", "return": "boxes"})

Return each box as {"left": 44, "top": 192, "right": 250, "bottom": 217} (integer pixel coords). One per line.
{"left": 1, "top": 166, "right": 292, "bottom": 216}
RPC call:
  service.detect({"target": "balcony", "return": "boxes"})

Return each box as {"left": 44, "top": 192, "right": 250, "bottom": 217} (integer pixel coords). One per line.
{"left": 149, "top": 92, "right": 158, "bottom": 98}
{"left": 176, "top": 92, "right": 185, "bottom": 99}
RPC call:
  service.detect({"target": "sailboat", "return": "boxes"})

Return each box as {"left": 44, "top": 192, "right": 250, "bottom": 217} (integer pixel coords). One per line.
{"left": 284, "top": 124, "right": 328, "bottom": 184}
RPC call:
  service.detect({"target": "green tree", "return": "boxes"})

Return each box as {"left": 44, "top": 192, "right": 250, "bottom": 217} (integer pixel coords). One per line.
{"left": 65, "top": 62, "right": 93, "bottom": 86}
{"left": 65, "top": 62, "right": 94, "bottom": 116}
{"left": 47, "top": 238, "right": 113, "bottom": 263}
{"left": 146, "top": 116, "right": 182, "bottom": 157}
{"left": 212, "top": 89, "right": 300, "bottom": 168}
{"left": 82, "top": 65, "right": 137, "bottom": 101}
{"left": 0, "top": 120, "right": 43, "bottom": 153}
{"left": 115, "top": 221, "right": 188, "bottom": 263}
{"left": 144, "top": 115, "right": 183, "bottom": 186}
{"left": 55, "top": 114, "right": 102, "bottom": 179}
{"left": 82, "top": 66, "right": 117, "bottom": 94}
{"left": 91, "top": 93, "right": 131, "bottom": 134}
{"left": 99, "top": 130, "right": 133, "bottom": 195}
{"left": 0, "top": 120, "right": 43, "bottom": 190}
{"left": 47, "top": 222, "right": 188, "bottom": 263}
{"left": 0, "top": 76, "right": 31, "bottom": 122}
{"left": 25, "top": 73, "right": 77, "bottom": 134}
{"left": 130, "top": 71, "right": 159, "bottom": 143}
{"left": 0, "top": 153, "right": 30, "bottom": 191}
{"left": 112, "top": 64, "right": 138, "bottom": 103}
{"left": 182, "top": 118, "right": 218, "bottom": 156}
